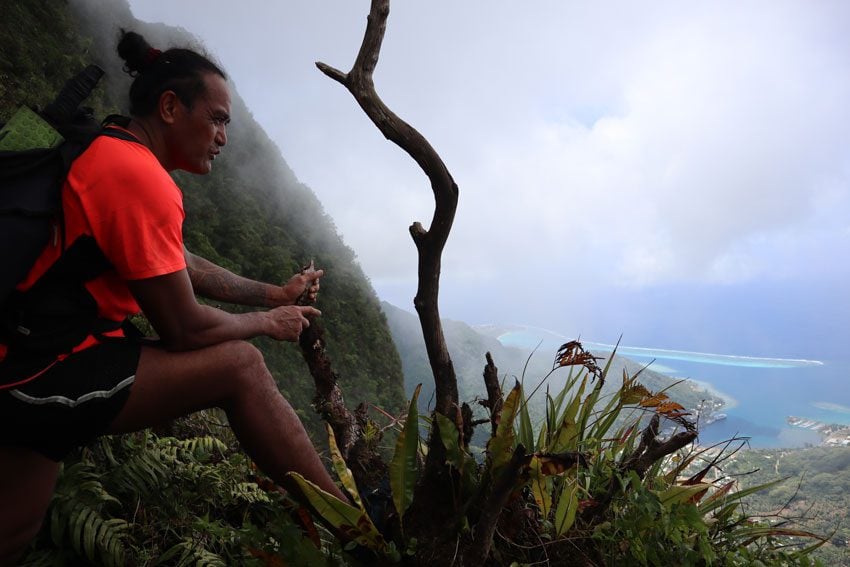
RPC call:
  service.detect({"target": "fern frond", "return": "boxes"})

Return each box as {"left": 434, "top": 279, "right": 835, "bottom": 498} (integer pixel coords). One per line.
{"left": 52, "top": 499, "right": 128, "bottom": 567}
{"left": 156, "top": 540, "right": 227, "bottom": 567}
{"left": 176, "top": 436, "right": 228, "bottom": 459}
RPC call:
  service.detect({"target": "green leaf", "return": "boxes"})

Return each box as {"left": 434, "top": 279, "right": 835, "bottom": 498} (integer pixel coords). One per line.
{"left": 577, "top": 382, "right": 603, "bottom": 445}
{"left": 488, "top": 381, "right": 522, "bottom": 474}
{"left": 541, "top": 391, "right": 556, "bottom": 447}
{"left": 528, "top": 456, "right": 553, "bottom": 519}
{"left": 698, "top": 478, "right": 784, "bottom": 515}
{"left": 435, "top": 412, "right": 479, "bottom": 497}
{"left": 589, "top": 396, "right": 624, "bottom": 440}
{"left": 435, "top": 412, "right": 464, "bottom": 470}
{"left": 550, "top": 375, "right": 587, "bottom": 452}
{"left": 517, "top": 384, "right": 535, "bottom": 451}
{"left": 390, "top": 383, "right": 421, "bottom": 524}
{"left": 84, "top": 509, "right": 98, "bottom": 561}
{"left": 326, "top": 424, "right": 364, "bottom": 510}
{"left": 287, "top": 472, "right": 388, "bottom": 551}
{"left": 156, "top": 542, "right": 188, "bottom": 564}
{"left": 95, "top": 518, "right": 126, "bottom": 567}
{"left": 554, "top": 478, "right": 579, "bottom": 537}
{"left": 656, "top": 483, "right": 712, "bottom": 509}
{"left": 70, "top": 503, "right": 89, "bottom": 555}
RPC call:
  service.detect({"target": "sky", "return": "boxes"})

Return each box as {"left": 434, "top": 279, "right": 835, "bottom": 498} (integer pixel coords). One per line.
{"left": 125, "top": 1, "right": 850, "bottom": 359}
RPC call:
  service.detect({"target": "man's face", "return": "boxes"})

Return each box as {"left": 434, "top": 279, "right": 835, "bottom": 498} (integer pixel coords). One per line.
{"left": 172, "top": 73, "right": 231, "bottom": 174}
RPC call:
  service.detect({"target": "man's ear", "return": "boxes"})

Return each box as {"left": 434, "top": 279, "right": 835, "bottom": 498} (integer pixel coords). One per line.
{"left": 158, "top": 90, "right": 182, "bottom": 125}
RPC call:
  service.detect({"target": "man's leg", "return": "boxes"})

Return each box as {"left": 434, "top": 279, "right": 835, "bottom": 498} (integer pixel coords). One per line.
{"left": 107, "top": 340, "right": 348, "bottom": 502}
{"left": 0, "top": 447, "right": 60, "bottom": 566}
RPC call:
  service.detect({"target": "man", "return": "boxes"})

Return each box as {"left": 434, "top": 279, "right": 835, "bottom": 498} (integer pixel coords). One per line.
{"left": 0, "top": 31, "right": 347, "bottom": 564}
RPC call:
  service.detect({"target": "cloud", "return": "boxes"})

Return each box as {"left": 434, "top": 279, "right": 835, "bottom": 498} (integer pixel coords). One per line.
{"left": 128, "top": 0, "right": 850, "bottom": 315}
{"left": 420, "top": 1, "right": 850, "bottom": 288}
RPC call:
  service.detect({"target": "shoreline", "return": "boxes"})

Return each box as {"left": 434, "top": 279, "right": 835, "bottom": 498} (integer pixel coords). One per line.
{"left": 687, "top": 377, "right": 739, "bottom": 410}
{"left": 787, "top": 416, "right": 850, "bottom": 447}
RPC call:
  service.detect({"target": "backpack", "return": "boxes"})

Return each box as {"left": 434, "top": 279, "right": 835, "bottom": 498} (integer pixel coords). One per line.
{"left": 0, "top": 65, "right": 137, "bottom": 359}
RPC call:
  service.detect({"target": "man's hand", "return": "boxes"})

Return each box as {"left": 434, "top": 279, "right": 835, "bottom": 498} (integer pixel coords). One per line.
{"left": 280, "top": 262, "right": 324, "bottom": 306}
{"left": 265, "top": 305, "right": 321, "bottom": 341}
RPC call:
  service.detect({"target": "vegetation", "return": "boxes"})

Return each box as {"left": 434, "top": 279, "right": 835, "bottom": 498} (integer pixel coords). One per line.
{"left": 3, "top": 0, "right": 837, "bottom": 565}
{"left": 278, "top": 342, "right": 827, "bottom": 566}
{"left": 0, "top": 1, "right": 107, "bottom": 117}
{"left": 20, "top": 414, "right": 341, "bottom": 567}
{"left": 720, "top": 447, "right": 850, "bottom": 566}
{"left": 19, "top": 346, "right": 830, "bottom": 566}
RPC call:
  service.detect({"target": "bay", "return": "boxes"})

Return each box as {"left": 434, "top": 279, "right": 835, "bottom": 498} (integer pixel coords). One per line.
{"left": 496, "top": 326, "right": 850, "bottom": 448}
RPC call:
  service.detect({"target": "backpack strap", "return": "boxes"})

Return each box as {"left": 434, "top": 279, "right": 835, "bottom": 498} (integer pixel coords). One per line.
{"left": 102, "top": 128, "right": 141, "bottom": 144}
{"left": 100, "top": 115, "right": 141, "bottom": 143}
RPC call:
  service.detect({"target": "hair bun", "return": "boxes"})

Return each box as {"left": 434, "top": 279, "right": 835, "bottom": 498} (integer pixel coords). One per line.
{"left": 117, "top": 29, "right": 160, "bottom": 76}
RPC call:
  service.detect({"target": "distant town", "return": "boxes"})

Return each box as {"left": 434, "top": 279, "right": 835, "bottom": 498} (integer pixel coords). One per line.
{"left": 787, "top": 416, "right": 850, "bottom": 447}
{"left": 696, "top": 398, "right": 727, "bottom": 427}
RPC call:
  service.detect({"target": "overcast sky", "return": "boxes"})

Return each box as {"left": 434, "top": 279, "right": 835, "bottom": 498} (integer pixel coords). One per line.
{"left": 126, "top": 1, "right": 850, "bottom": 356}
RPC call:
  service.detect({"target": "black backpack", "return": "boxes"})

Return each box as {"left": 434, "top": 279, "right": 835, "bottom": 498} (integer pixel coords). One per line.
{"left": 0, "top": 65, "right": 137, "bottom": 358}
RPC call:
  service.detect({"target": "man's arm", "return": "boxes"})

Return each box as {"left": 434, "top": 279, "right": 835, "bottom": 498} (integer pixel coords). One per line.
{"left": 185, "top": 249, "right": 322, "bottom": 307}
{"left": 128, "top": 268, "right": 319, "bottom": 351}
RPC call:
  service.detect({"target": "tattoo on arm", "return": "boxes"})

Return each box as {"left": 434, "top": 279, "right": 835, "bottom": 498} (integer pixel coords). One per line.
{"left": 186, "top": 254, "right": 272, "bottom": 307}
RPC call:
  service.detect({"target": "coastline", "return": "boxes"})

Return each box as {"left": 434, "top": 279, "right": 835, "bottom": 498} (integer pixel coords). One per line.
{"left": 687, "top": 377, "right": 739, "bottom": 410}
{"left": 496, "top": 329, "right": 740, "bottom": 413}
{"left": 787, "top": 416, "right": 850, "bottom": 447}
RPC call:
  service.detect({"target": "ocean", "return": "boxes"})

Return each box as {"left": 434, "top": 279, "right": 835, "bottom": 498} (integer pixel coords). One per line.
{"left": 496, "top": 327, "right": 850, "bottom": 448}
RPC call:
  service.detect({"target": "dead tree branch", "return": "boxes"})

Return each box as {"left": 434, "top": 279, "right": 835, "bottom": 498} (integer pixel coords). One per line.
{"left": 317, "top": 1, "right": 463, "bottom": 539}
{"left": 294, "top": 261, "right": 365, "bottom": 464}
{"left": 481, "top": 352, "right": 504, "bottom": 437}
{"left": 316, "top": 0, "right": 460, "bottom": 419}
{"left": 297, "top": 319, "right": 360, "bottom": 457}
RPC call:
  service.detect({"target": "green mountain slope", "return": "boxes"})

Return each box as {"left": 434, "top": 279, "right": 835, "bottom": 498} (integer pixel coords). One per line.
{"left": 1, "top": 0, "right": 406, "bottom": 434}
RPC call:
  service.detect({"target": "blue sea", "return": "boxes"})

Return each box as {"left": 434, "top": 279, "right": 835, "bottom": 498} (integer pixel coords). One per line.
{"left": 496, "top": 327, "right": 850, "bottom": 448}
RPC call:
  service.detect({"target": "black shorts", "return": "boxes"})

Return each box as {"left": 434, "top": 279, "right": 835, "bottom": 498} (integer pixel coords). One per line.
{"left": 0, "top": 340, "right": 141, "bottom": 461}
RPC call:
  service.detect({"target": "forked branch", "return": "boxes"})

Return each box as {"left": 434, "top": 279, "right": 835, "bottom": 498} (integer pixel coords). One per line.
{"left": 316, "top": 0, "right": 459, "bottom": 419}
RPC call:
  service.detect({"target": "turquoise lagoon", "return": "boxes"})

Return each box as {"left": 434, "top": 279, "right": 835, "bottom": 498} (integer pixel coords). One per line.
{"left": 496, "top": 327, "right": 850, "bottom": 448}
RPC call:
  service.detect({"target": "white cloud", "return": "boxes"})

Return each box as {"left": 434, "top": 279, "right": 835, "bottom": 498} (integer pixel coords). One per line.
{"left": 128, "top": 0, "right": 850, "bottom": 303}
{"left": 425, "top": 1, "right": 850, "bottom": 288}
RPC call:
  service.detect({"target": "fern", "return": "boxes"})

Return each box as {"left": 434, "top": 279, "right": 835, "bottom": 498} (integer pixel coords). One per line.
{"left": 46, "top": 461, "right": 128, "bottom": 567}
{"left": 107, "top": 437, "right": 172, "bottom": 496}
{"left": 23, "top": 425, "right": 329, "bottom": 565}
{"left": 155, "top": 540, "right": 228, "bottom": 567}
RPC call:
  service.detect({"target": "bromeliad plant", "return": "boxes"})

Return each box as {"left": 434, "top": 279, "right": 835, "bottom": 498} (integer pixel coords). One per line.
{"left": 284, "top": 386, "right": 425, "bottom": 562}
{"left": 284, "top": 341, "right": 827, "bottom": 565}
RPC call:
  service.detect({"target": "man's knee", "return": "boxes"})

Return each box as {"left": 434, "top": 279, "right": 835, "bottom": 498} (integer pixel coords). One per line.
{"left": 219, "top": 341, "right": 275, "bottom": 393}
{"left": 225, "top": 341, "right": 267, "bottom": 374}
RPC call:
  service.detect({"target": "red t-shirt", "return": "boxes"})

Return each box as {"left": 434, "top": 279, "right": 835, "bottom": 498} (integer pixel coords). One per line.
{"left": 0, "top": 131, "right": 186, "bottom": 380}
